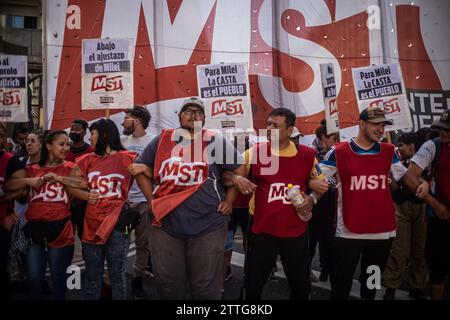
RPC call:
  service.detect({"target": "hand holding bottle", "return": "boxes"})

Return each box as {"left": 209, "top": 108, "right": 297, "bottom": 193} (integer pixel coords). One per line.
{"left": 287, "top": 184, "right": 311, "bottom": 221}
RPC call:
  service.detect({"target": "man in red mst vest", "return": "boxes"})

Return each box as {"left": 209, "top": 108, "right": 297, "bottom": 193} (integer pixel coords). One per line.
{"left": 403, "top": 109, "right": 450, "bottom": 300}
{"left": 232, "top": 108, "right": 329, "bottom": 300}
{"left": 133, "top": 97, "right": 245, "bottom": 299}
{"left": 319, "top": 106, "right": 408, "bottom": 300}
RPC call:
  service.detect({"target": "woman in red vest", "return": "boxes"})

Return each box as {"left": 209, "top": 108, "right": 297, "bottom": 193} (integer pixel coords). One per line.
{"left": 69, "top": 119, "right": 136, "bottom": 300}
{"left": 6, "top": 130, "right": 85, "bottom": 299}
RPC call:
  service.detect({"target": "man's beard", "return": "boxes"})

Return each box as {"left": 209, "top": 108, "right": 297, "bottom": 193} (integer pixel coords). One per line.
{"left": 123, "top": 123, "right": 134, "bottom": 136}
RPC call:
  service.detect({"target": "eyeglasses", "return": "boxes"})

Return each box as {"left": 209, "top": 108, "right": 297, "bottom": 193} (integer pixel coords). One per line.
{"left": 183, "top": 110, "right": 204, "bottom": 116}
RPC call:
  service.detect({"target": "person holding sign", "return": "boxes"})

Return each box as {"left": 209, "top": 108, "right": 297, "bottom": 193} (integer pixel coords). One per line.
{"left": 131, "top": 97, "right": 243, "bottom": 299}
{"left": 319, "top": 106, "right": 408, "bottom": 300}
{"left": 66, "top": 119, "right": 95, "bottom": 163}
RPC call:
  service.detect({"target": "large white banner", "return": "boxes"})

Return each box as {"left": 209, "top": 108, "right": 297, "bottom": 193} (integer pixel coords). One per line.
{"left": 197, "top": 63, "right": 253, "bottom": 132}
{"left": 0, "top": 54, "right": 28, "bottom": 122}
{"left": 82, "top": 38, "right": 133, "bottom": 110}
{"left": 44, "top": 0, "right": 449, "bottom": 138}
{"left": 320, "top": 63, "right": 339, "bottom": 134}
{"left": 352, "top": 63, "right": 412, "bottom": 131}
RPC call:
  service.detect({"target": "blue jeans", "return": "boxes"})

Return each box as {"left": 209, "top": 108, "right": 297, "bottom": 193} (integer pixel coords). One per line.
{"left": 83, "top": 230, "right": 130, "bottom": 300}
{"left": 25, "top": 243, "right": 74, "bottom": 300}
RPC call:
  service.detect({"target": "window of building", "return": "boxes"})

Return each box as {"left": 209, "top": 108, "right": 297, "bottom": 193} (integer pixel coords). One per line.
{"left": 5, "top": 15, "right": 37, "bottom": 29}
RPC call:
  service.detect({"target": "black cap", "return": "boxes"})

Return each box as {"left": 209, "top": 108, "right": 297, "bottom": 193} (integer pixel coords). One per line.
{"left": 359, "top": 107, "right": 393, "bottom": 125}
{"left": 434, "top": 109, "right": 450, "bottom": 130}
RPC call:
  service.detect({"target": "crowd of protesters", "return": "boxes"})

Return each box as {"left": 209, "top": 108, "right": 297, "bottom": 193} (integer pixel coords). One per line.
{"left": 0, "top": 99, "right": 449, "bottom": 301}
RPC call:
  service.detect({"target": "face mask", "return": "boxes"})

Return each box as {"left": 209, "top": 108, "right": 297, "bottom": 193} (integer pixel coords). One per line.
{"left": 69, "top": 132, "right": 83, "bottom": 143}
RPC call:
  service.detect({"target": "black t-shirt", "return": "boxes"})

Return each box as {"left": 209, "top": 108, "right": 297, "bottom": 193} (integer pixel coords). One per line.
{"left": 1, "top": 151, "right": 26, "bottom": 179}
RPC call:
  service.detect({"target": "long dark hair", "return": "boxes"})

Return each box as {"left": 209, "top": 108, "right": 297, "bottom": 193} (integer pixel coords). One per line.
{"left": 89, "top": 119, "right": 125, "bottom": 156}
{"left": 39, "top": 130, "right": 68, "bottom": 167}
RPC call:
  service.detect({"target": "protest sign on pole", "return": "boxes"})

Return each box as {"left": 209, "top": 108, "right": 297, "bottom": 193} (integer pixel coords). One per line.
{"left": 320, "top": 63, "right": 339, "bottom": 134}
{"left": 352, "top": 63, "right": 412, "bottom": 131}
{"left": 197, "top": 63, "right": 253, "bottom": 133}
{"left": 0, "top": 54, "right": 28, "bottom": 122}
{"left": 82, "top": 38, "right": 133, "bottom": 110}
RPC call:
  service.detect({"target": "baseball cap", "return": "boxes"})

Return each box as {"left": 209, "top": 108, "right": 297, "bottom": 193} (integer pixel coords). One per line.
{"left": 290, "top": 127, "right": 303, "bottom": 138}
{"left": 359, "top": 107, "right": 393, "bottom": 125}
{"left": 180, "top": 97, "right": 205, "bottom": 114}
{"left": 433, "top": 109, "right": 450, "bottom": 130}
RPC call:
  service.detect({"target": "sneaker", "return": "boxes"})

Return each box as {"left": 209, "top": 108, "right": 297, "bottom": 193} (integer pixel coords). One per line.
{"left": 383, "top": 288, "right": 396, "bottom": 300}
{"left": 131, "top": 277, "right": 149, "bottom": 300}
{"left": 409, "top": 288, "right": 428, "bottom": 300}
{"left": 144, "top": 268, "right": 154, "bottom": 278}
{"left": 225, "top": 266, "right": 232, "bottom": 281}
{"left": 319, "top": 271, "right": 329, "bottom": 282}
{"left": 269, "top": 266, "right": 278, "bottom": 281}
{"left": 310, "top": 272, "right": 319, "bottom": 283}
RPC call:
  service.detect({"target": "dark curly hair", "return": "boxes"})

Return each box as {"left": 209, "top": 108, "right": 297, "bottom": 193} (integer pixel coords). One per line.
{"left": 124, "top": 106, "right": 151, "bottom": 129}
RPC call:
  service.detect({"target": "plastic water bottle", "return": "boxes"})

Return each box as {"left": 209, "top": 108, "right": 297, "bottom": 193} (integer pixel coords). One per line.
{"left": 286, "top": 184, "right": 303, "bottom": 206}
{"left": 286, "top": 184, "right": 311, "bottom": 221}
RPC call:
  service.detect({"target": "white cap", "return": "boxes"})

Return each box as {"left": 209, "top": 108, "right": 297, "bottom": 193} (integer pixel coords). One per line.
{"left": 290, "top": 127, "right": 303, "bottom": 138}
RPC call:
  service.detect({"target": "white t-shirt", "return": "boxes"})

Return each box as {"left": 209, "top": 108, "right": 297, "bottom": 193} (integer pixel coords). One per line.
{"left": 410, "top": 139, "right": 450, "bottom": 197}
{"left": 121, "top": 133, "right": 155, "bottom": 203}
{"left": 319, "top": 139, "right": 407, "bottom": 240}
{"left": 410, "top": 139, "right": 437, "bottom": 171}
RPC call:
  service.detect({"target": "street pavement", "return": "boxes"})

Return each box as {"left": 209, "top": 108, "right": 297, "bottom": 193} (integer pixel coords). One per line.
{"left": 10, "top": 227, "right": 449, "bottom": 300}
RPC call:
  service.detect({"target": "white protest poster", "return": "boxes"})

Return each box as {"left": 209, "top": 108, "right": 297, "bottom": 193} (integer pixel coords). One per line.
{"left": 352, "top": 63, "right": 412, "bottom": 131}
{"left": 0, "top": 54, "right": 28, "bottom": 122}
{"left": 197, "top": 63, "right": 253, "bottom": 132}
{"left": 320, "top": 63, "right": 339, "bottom": 134}
{"left": 82, "top": 38, "right": 133, "bottom": 110}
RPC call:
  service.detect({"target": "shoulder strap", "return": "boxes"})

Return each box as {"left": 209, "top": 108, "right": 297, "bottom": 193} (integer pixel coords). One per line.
{"left": 431, "top": 138, "right": 442, "bottom": 168}
{"left": 429, "top": 138, "right": 442, "bottom": 180}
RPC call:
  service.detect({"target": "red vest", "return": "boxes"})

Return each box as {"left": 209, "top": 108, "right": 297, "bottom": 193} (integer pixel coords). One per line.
{"left": 65, "top": 144, "right": 95, "bottom": 163}
{"left": 26, "top": 162, "right": 74, "bottom": 221}
{"left": 152, "top": 128, "right": 212, "bottom": 224}
{"left": 234, "top": 193, "right": 252, "bottom": 208}
{"left": 76, "top": 151, "right": 136, "bottom": 244}
{"left": 435, "top": 143, "right": 450, "bottom": 207}
{"left": 0, "top": 152, "right": 14, "bottom": 226}
{"left": 25, "top": 162, "right": 76, "bottom": 247}
{"left": 335, "top": 141, "right": 396, "bottom": 234}
{"left": 251, "top": 143, "right": 316, "bottom": 237}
